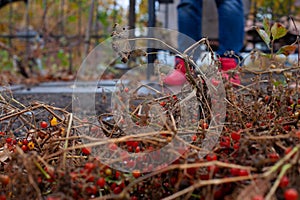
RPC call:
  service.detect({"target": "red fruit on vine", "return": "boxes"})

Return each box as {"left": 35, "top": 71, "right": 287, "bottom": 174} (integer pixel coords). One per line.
{"left": 82, "top": 147, "right": 92, "bottom": 155}
{"left": 284, "top": 188, "right": 298, "bottom": 200}
{"left": 238, "top": 169, "right": 249, "bottom": 176}
{"left": 202, "top": 122, "right": 209, "bottom": 129}
{"left": 285, "top": 147, "right": 293, "bottom": 155}
{"left": 252, "top": 195, "right": 264, "bottom": 200}
{"left": 113, "top": 186, "right": 122, "bottom": 194}
{"left": 86, "top": 185, "right": 97, "bottom": 195}
{"left": 160, "top": 101, "right": 166, "bottom": 107}
{"left": 230, "top": 168, "right": 240, "bottom": 176}
{"left": 40, "top": 121, "right": 48, "bottom": 129}
{"left": 246, "top": 122, "right": 252, "bottom": 128}
{"left": 0, "top": 131, "right": 4, "bottom": 136}
{"left": 21, "top": 144, "right": 28, "bottom": 152}
{"left": 22, "top": 139, "right": 28, "bottom": 146}
{"left": 283, "top": 125, "right": 291, "bottom": 132}
{"left": 5, "top": 137, "right": 12, "bottom": 144}
{"left": 0, "top": 175, "right": 10, "bottom": 185}
{"left": 206, "top": 153, "right": 217, "bottom": 161}
{"left": 127, "top": 145, "right": 133, "bottom": 152}
{"left": 0, "top": 194, "right": 6, "bottom": 200}
{"left": 191, "top": 134, "right": 197, "bottom": 142}
{"left": 124, "top": 87, "right": 129, "bottom": 92}
{"left": 279, "top": 175, "right": 289, "bottom": 188}
{"left": 86, "top": 175, "right": 95, "bottom": 182}
{"left": 231, "top": 131, "right": 241, "bottom": 141}
{"left": 119, "top": 181, "right": 125, "bottom": 188}
{"left": 220, "top": 136, "right": 230, "bottom": 148}
{"left": 264, "top": 95, "right": 270, "bottom": 102}
{"left": 84, "top": 162, "right": 96, "bottom": 172}
{"left": 135, "top": 146, "right": 141, "bottom": 153}
{"left": 96, "top": 177, "right": 106, "bottom": 187}
{"left": 268, "top": 153, "right": 279, "bottom": 161}
{"left": 233, "top": 142, "right": 240, "bottom": 150}
{"left": 132, "top": 141, "right": 139, "bottom": 148}
{"left": 132, "top": 170, "right": 141, "bottom": 178}
{"left": 115, "top": 171, "right": 121, "bottom": 179}
{"left": 130, "top": 196, "right": 138, "bottom": 200}
{"left": 172, "top": 95, "right": 177, "bottom": 100}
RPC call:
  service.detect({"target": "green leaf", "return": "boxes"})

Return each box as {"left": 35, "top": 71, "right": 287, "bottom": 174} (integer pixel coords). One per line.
{"left": 263, "top": 18, "right": 271, "bottom": 37}
{"left": 271, "top": 22, "right": 288, "bottom": 40}
{"left": 276, "top": 45, "right": 297, "bottom": 56}
{"left": 273, "top": 80, "right": 285, "bottom": 87}
{"left": 255, "top": 27, "right": 271, "bottom": 48}
{"left": 67, "top": 15, "right": 76, "bottom": 23}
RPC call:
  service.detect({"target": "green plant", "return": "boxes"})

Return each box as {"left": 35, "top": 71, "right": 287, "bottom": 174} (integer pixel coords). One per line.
{"left": 255, "top": 18, "right": 296, "bottom": 55}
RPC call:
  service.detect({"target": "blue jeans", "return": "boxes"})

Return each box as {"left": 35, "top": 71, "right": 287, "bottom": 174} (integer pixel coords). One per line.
{"left": 177, "top": 0, "right": 244, "bottom": 56}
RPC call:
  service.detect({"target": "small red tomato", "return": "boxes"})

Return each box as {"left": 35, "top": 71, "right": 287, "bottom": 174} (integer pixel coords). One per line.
{"left": 0, "top": 194, "right": 6, "bottom": 200}
{"left": 110, "top": 182, "right": 117, "bottom": 190}
{"left": 124, "top": 87, "right": 129, "bottom": 92}
{"left": 6, "top": 137, "right": 12, "bottom": 144}
{"left": 84, "top": 162, "right": 96, "bottom": 172}
{"left": 0, "top": 175, "right": 10, "bottom": 185}
{"left": 86, "top": 185, "right": 97, "bottom": 195}
{"left": 264, "top": 95, "right": 270, "bottom": 102}
{"left": 285, "top": 147, "right": 293, "bottom": 155}
{"left": 132, "top": 170, "right": 141, "bottom": 178}
{"left": 97, "top": 177, "right": 106, "bottom": 187}
{"left": 230, "top": 168, "right": 240, "bottom": 176}
{"left": 279, "top": 175, "right": 289, "bottom": 188}
{"left": 268, "top": 153, "right": 279, "bottom": 161}
{"left": 246, "top": 122, "right": 252, "bottom": 128}
{"left": 238, "top": 169, "right": 249, "bottom": 176}
{"left": 252, "top": 195, "right": 264, "bottom": 200}
{"left": 82, "top": 147, "right": 92, "bottom": 155}
{"left": 0, "top": 131, "right": 5, "bottom": 136}
{"left": 115, "top": 171, "right": 121, "bottom": 179}
{"left": 22, "top": 139, "right": 28, "bottom": 146}
{"left": 202, "top": 122, "right": 209, "bottom": 129}
{"left": 206, "top": 153, "right": 217, "bottom": 161}
{"left": 191, "top": 134, "right": 197, "bottom": 142}
{"left": 22, "top": 144, "right": 28, "bottom": 152}
{"left": 233, "top": 142, "right": 240, "bottom": 150}
{"left": 284, "top": 188, "right": 298, "bottom": 200}
{"left": 135, "top": 146, "right": 140, "bottom": 153}
{"left": 231, "top": 131, "right": 241, "bottom": 141}
{"left": 220, "top": 136, "right": 230, "bottom": 148}
{"left": 40, "top": 121, "right": 48, "bottom": 129}
{"left": 86, "top": 175, "right": 95, "bottom": 182}
{"left": 160, "top": 101, "right": 166, "bottom": 107}
{"left": 113, "top": 186, "right": 122, "bottom": 194}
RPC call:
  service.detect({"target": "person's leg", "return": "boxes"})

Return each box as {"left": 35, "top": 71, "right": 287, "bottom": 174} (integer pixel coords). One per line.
{"left": 177, "top": 0, "right": 202, "bottom": 53}
{"left": 215, "top": 0, "right": 244, "bottom": 56}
